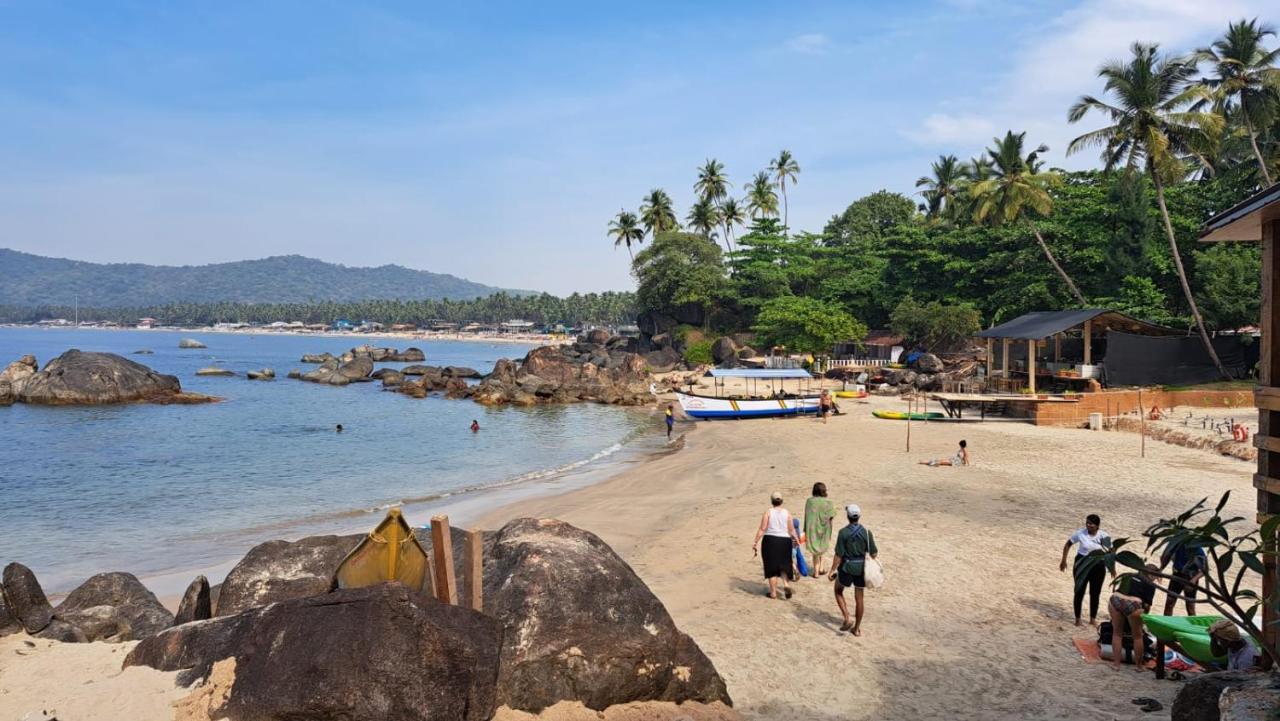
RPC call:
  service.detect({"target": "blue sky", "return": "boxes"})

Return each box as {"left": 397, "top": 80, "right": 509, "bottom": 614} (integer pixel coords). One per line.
{"left": 0, "top": 0, "right": 1273, "bottom": 295}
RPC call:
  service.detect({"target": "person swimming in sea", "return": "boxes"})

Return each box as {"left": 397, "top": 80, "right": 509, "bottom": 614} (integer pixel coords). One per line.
{"left": 336, "top": 424, "right": 343, "bottom": 433}
{"left": 470, "top": 419, "right": 480, "bottom": 432}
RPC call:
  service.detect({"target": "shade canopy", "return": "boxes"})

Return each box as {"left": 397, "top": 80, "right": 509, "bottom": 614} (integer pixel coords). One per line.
{"left": 1200, "top": 181, "right": 1280, "bottom": 242}
{"left": 976, "top": 309, "right": 1183, "bottom": 341}
{"left": 708, "top": 368, "right": 812, "bottom": 379}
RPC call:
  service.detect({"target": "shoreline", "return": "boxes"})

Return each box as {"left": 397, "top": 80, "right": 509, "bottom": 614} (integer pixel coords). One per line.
{"left": 0, "top": 323, "right": 570, "bottom": 347}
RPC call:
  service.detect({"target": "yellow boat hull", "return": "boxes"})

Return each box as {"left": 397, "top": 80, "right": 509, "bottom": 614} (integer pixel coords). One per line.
{"left": 334, "top": 508, "right": 433, "bottom": 595}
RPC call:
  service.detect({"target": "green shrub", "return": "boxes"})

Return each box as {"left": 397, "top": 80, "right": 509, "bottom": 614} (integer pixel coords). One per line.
{"left": 683, "top": 339, "right": 714, "bottom": 365}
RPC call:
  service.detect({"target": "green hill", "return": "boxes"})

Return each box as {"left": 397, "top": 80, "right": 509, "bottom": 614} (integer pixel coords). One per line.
{"left": 0, "top": 249, "right": 528, "bottom": 307}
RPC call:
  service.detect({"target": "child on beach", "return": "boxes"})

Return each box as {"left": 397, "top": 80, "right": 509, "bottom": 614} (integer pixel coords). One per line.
{"left": 919, "top": 440, "right": 968, "bottom": 466}
{"left": 665, "top": 404, "right": 675, "bottom": 439}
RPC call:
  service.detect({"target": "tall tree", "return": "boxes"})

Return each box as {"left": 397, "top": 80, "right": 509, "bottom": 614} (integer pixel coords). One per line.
{"left": 720, "top": 196, "right": 746, "bottom": 250}
{"left": 1197, "top": 18, "right": 1280, "bottom": 185}
{"left": 607, "top": 209, "right": 644, "bottom": 261}
{"left": 768, "top": 150, "right": 801, "bottom": 230}
{"left": 639, "top": 188, "right": 679, "bottom": 238}
{"left": 916, "top": 154, "right": 964, "bottom": 224}
{"left": 1068, "top": 41, "right": 1229, "bottom": 378}
{"left": 686, "top": 198, "right": 722, "bottom": 240}
{"left": 971, "top": 131, "right": 1087, "bottom": 305}
{"left": 694, "top": 159, "right": 731, "bottom": 204}
{"left": 745, "top": 171, "right": 780, "bottom": 219}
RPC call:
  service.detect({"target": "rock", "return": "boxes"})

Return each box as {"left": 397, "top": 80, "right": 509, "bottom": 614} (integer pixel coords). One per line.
{"left": 443, "top": 366, "right": 482, "bottom": 379}
{"left": 0, "top": 380, "right": 12, "bottom": 406}
{"left": 132, "top": 349, "right": 155, "bottom": 355}
{"left": 300, "top": 353, "right": 335, "bottom": 364}
{"left": 178, "top": 338, "right": 206, "bottom": 349}
{"left": 126, "top": 584, "right": 503, "bottom": 721}
{"left": 485, "top": 518, "right": 730, "bottom": 712}
{"left": 0, "top": 582, "right": 21, "bottom": 637}
{"left": 399, "top": 379, "right": 428, "bottom": 398}
{"left": 389, "top": 347, "right": 426, "bottom": 362}
{"left": 34, "top": 618, "right": 88, "bottom": 643}
{"left": 650, "top": 333, "right": 674, "bottom": 350}
{"left": 54, "top": 572, "right": 174, "bottom": 640}
{"left": 711, "top": 337, "right": 738, "bottom": 364}
{"left": 286, "top": 369, "right": 302, "bottom": 379}
{"left": 445, "top": 377, "right": 470, "bottom": 398}
{"left": 1220, "top": 674, "right": 1280, "bottom": 721}
{"left": 2, "top": 562, "right": 53, "bottom": 634}
{"left": 913, "top": 353, "right": 944, "bottom": 373}
{"left": 299, "top": 367, "right": 351, "bottom": 386}
{"left": 737, "top": 346, "right": 757, "bottom": 359}
{"left": 0, "top": 354, "right": 37, "bottom": 384}
{"left": 1173, "top": 671, "right": 1263, "bottom": 721}
{"left": 914, "top": 373, "right": 937, "bottom": 391}
{"left": 13, "top": 350, "right": 213, "bottom": 405}
{"left": 174, "top": 575, "right": 212, "bottom": 625}
{"left": 53, "top": 605, "right": 128, "bottom": 642}
{"left": 402, "top": 364, "right": 437, "bottom": 376}
{"left": 585, "top": 329, "right": 611, "bottom": 346}
{"left": 196, "top": 366, "right": 235, "bottom": 376}
{"left": 215, "top": 534, "right": 362, "bottom": 617}
{"left": 338, "top": 355, "right": 374, "bottom": 380}
{"left": 245, "top": 368, "right": 275, "bottom": 380}
{"left": 644, "top": 348, "right": 682, "bottom": 373}
{"left": 380, "top": 370, "right": 405, "bottom": 387}
{"left": 900, "top": 370, "right": 918, "bottom": 386}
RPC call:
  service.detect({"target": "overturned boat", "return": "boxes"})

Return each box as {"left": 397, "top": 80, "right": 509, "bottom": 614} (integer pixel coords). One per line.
{"left": 677, "top": 368, "right": 821, "bottom": 419}
{"left": 334, "top": 507, "right": 433, "bottom": 595}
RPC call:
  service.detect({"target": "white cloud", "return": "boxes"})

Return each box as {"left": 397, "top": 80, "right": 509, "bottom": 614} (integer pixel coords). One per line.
{"left": 902, "top": 113, "right": 997, "bottom": 146}
{"left": 785, "top": 33, "right": 830, "bottom": 55}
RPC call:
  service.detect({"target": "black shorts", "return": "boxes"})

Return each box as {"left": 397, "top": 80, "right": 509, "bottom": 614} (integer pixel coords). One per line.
{"left": 837, "top": 568, "right": 865, "bottom": 589}
{"left": 1169, "top": 570, "right": 1200, "bottom": 598}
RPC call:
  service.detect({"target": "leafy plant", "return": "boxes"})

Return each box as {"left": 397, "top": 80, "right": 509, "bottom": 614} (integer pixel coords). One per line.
{"left": 889, "top": 297, "right": 981, "bottom": 352}
{"left": 683, "top": 339, "right": 714, "bottom": 365}
{"left": 751, "top": 296, "right": 866, "bottom": 355}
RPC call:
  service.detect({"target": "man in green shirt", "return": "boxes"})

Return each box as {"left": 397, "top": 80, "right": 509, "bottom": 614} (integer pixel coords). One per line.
{"left": 829, "top": 503, "right": 878, "bottom": 636}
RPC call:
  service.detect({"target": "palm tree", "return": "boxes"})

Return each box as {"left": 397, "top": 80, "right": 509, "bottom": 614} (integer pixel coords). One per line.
{"left": 745, "top": 171, "right": 779, "bottom": 219}
{"left": 1068, "top": 41, "right": 1229, "bottom": 378}
{"left": 970, "top": 131, "right": 1087, "bottom": 305}
{"left": 607, "top": 210, "right": 644, "bottom": 261}
{"left": 720, "top": 197, "right": 746, "bottom": 250}
{"left": 639, "top": 188, "right": 679, "bottom": 238}
{"left": 686, "top": 198, "right": 722, "bottom": 240}
{"left": 694, "top": 159, "right": 731, "bottom": 204}
{"left": 768, "top": 150, "right": 800, "bottom": 229}
{"left": 1196, "top": 18, "right": 1280, "bottom": 185}
{"left": 916, "top": 154, "right": 964, "bottom": 224}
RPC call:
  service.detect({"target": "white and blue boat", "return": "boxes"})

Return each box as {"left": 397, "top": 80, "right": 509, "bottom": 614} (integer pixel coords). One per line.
{"left": 676, "top": 368, "right": 821, "bottom": 419}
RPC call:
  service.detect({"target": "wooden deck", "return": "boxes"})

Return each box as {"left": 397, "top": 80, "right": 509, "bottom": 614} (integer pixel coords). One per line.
{"left": 929, "top": 392, "right": 1079, "bottom": 419}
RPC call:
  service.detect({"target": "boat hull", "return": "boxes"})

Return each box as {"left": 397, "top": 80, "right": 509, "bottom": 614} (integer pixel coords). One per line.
{"left": 677, "top": 392, "right": 819, "bottom": 419}
{"left": 334, "top": 508, "right": 432, "bottom": 595}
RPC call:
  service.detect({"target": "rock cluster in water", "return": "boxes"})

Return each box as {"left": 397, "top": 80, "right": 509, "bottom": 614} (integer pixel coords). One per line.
{"left": 0, "top": 350, "right": 217, "bottom": 406}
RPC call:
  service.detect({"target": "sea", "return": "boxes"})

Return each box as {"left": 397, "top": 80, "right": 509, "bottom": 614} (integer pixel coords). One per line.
{"left": 0, "top": 327, "right": 662, "bottom": 595}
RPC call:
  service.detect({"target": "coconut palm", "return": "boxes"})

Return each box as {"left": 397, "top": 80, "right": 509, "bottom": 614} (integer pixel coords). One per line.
{"left": 768, "top": 150, "right": 801, "bottom": 229}
{"left": 686, "top": 198, "right": 722, "bottom": 240}
{"left": 1196, "top": 18, "right": 1280, "bottom": 185}
{"left": 694, "top": 159, "right": 731, "bottom": 204}
{"left": 719, "top": 196, "right": 746, "bottom": 250}
{"left": 915, "top": 154, "right": 964, "bottom": 224}
{"left": 639, "top": 188, "right": 679, "bottom": 238}
{"left": 607, "top": 210, "right": 644, "bottom": 261}
{"left": 970, "top": 132, "right": 1087, "bottom": 305}
{"left": 1068, "top": 41, "right": 1229, "bottom": 378}
{"left": 745, "top": 171, "right": 779, "bottom": 219}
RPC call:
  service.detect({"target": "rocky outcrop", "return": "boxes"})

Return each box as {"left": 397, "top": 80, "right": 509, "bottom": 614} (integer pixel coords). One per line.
{"left": 2, "top": 562, "right": 53, "bottom": 634}
{"left": 132, "top": 349, "right": 155, "bottom": 355}
{"left": 0, "top": 380, "right": 12, "bottom": 406}
{"left": 174, "top": 575, "right": 212, "bottom": 625}
{"left": 338, "top": 355, "right": 374, "bottom": 380}
{"left": 178, "top": 338, "right": 207, "bottom": 349}
{"left": 402, "top": 364, "right": 435, "bottom": 376}
{"left": 912, "top": 352, "right": 944, "bottom": 373}
{"left": 245, "top": 368, "right": 275, "bottom": 380}
{"left": 443, "top": 366, "right": 481, "bottom": 379}
{"left": 485, "top": 519, "right": 730, "bottom": 712}
{"left": 465, "top": 343, "right": 653, "bottom": 407}
{"left": 196, "top": 366, "right": 235, "bottom": 376}
{"left": 301, "top": 352, "right": 335, "bottom": 364}
{"left": 0, "top": 582, "right": 22, "bottom": 636}
{"left": 0, "top": 354, "right": 37, "bottom": 384}
{"left": 1172, "top": 671, "right": 1269, "bottom": 721}
{"left": 126, "top": 584, "right": 504, "bottom": 721}
{"left": 379, "top": 370, "right": 405, "bottom": 387}
{"left": 584, "top": 329, "right": 611, "bottom": 346}
{"left": 215, "top": 534, "right": 362, "bottom": 617}
{"left": 9, "top": 350, "right": 216, "bottom": 405}
{"left": 711, "top": 337, "right": 738, "bottom": 364}
{"left": 389, "top": 347, "right": 426, "bottom": 362}
{"left": 53, "top": 572, "right": 173, "bottom": 641}
{"left": 644, "top": 348, "right": 682, "bottom": 373}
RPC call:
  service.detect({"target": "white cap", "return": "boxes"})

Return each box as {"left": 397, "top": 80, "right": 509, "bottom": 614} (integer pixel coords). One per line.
{"left": 770, "top": 491, "right": 783, "bottom": 502}
{"left": 846, "top": 504, "right": 861, "bottom": 518}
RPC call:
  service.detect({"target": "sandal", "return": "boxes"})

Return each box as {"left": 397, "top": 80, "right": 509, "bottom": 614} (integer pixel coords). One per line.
{"left": 784, "top": 587, "right": 793, "bottom": 599}
{"left": 839, "top": 620, "right": 853, "bottom": 632}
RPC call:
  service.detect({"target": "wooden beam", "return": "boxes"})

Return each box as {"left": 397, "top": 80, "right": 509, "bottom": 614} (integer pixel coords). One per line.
{"left": 1260, "top": 216, "right": 1279, "bottom": 661}
{"left": 1257, "top": 434, "right": 1280, "bottom": 454}
{"left": 1002, "top": 338, "right": 1010, "bottom": 378}
{"left": 1255, "top": 473, "right": 1280, "bottom": 496}
{"left": 1083, "top": 320, "right": 1092, "bottom": 366}
{"left": 1054, "top": 334, "right": 1061, "bottom": 364}
{"left": 1257, "top": 387, "right": 1280, "bottom": 412}
{"left": 464, "top": 528, "right": 483, "bottom": 612}
{"left": 430, "top": 516, "right": 458, "bottom": 605}
{"left": 986, "top": 338, "right": 993, "bottom": 377}
{"left": 1027, "top": 339, "right": 1036, "bottom": 394}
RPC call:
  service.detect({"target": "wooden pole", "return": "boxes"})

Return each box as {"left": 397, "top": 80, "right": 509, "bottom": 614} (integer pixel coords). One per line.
{"left": 1054, "top": 333, "right": 1061, "bottom": 365}
{"left": 1138, "top": 389, "right": 1146, "bottom": 459}
{"left": 1083, "top": 320, "right": 1093, "bottom": 366}
{"left": 985, "top": 337, "right": 993, "bottom": 377}
{"left": 906, "top": 395, "right": 912, "bottom": 452}
{"left": 464, "top": 528, "right": 483, "bottom": 612}
{"left": 430, "top": 516, "right": 458, "bottom": 605}
{"left": 1002, "top": 338, "right": 1010, "bottom": 378}
{"left": 1027, "top": 339, "right": 1037, "bottom": 395}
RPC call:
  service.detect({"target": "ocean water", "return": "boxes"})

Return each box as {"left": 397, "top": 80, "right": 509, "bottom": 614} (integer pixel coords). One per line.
{"left": 0, "top": 327, "right": 658, "bottom": 593}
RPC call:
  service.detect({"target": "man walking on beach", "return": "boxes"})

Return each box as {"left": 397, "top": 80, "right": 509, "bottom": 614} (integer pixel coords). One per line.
{"left": 830, "top": 504, "right": 877, "bottom": 636}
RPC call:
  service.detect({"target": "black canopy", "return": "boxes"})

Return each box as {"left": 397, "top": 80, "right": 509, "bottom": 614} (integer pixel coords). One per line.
{"left": 976, "top": 309, "right": 1183, "bottom": 341}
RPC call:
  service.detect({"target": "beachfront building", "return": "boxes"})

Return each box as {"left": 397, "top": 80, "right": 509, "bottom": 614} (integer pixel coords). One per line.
{"left": 1200, "top": 181, "right": 1280, "bottom": 658}
{"left": 832, "top": 330, "right": 904, "bottom": 367}
{"left": 500, "top": 319, "right": 535, "bottom": 334}
{"left": 137, "top": 317, "right": 158, "bottom": 329}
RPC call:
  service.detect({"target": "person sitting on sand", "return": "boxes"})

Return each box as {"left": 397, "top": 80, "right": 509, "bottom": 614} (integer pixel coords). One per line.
{"left": 803, "top": 482, "right": 837, "bottom": 577}
{"left": 753, "top": 492, "right": 801, "bottom": 600}
{"left": 1059, "top": 514, "right": 1111, "bottom": 626}
{"left": 470, "top": 419, "right": 480, "bottom": 432}
{"left": 665, "top": 404, "right": 675, "bottom": 440}
{"left": 829, "top": 503, "right": 877, "bottom": 636}
{"left": 1161, "top": 544, "right": 1207, "bottom": 616}
{"left": 818, "top": 390, "right": 833, "bottom": 424}
{"left": 1209, "top": 619, "right": 1258, "bottom": 671}
{"left": 1106, "top": 564, "right": 1157, "bottom": 671}
{"left": 919, "top": 440, "right": 968, "bottom": 467}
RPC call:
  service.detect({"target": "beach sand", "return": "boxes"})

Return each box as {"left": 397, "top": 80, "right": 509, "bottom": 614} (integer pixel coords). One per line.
{"left": 1, "top": 390, "right": 1256, "bottom": 720}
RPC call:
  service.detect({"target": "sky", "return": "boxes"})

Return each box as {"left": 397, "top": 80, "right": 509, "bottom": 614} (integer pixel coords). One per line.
{"left": 0, "top": 0, "right": 1275, "bottom": 295}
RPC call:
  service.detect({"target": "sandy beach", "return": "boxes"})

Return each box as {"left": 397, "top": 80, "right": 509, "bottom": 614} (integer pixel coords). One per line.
{"left": 1, "top": 388, "right": 1257, "bottom": 720}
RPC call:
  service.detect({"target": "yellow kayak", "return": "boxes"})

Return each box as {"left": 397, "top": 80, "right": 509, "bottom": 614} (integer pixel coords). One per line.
{"left": 873, "top": 409, "right": 945, "bottom": 421}
{"left": 334, "top": 508, "right": 433, "bottom": 595}
{"left": 834, "top": 390, "right": 867, "bottom": 399}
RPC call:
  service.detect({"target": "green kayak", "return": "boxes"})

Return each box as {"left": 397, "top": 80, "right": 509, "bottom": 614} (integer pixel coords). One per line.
{"left": 872, "top": 410, "right": 945, "bottom": 421}
{"left": 1173, "top": 631, "right": 1226, "bottom": 666}
{"left": 1142, "top": 614, "right": 1222, "bottom": 645}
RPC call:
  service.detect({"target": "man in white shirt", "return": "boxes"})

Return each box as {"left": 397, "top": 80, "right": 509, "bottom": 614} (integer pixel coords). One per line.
{"left": 1058, "top": 514, "right": 1112, "bottom": 626}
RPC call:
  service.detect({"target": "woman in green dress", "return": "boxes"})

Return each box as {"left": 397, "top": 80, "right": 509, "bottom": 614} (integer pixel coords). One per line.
{"left": 803, "top": 482, "right": 837, "bottom": 577}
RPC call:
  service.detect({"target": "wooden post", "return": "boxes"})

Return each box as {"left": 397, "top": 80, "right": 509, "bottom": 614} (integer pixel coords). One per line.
{"left": 1002, "top": 338, "right": 1010, "bottom": 379}
{"left": 906, "top": 396, "right": 912, "bottom": 452}
{"left": 1260, "top": 217, "right": 1280, "bottom": 661}
{"left": 464, "top": 528, "right": 483, "bottom": 612}
{"left": 1083, "top": 320, "right": 1093, "bottom": 366}
{"left": 1054, "top": 333, "right": 1061, "bottom": 365}
{"left": 1138, "top": 388, "right": 1146, "bottom": 459}
{"left": 430, "top": 516, "right": 458, "bottom": 605}
{"left": 985, "top": 337, "right": 993, "bottom": 377}
{"left": 1027, "top": 339, "right": 1036, "bottom": 395}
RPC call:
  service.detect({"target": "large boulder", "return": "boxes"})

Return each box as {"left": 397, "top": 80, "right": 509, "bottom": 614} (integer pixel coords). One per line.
{"left": 0, "top": 354, "right": 37, "bottom": 384}
{"left": 126, "top": 584, "right": 503, "bottom": 721}
{"left": 13, "top": 350, "right": 213, "bottom": 405}
{"left": 389, "top": 347, "right": 426, "bottom": 362}
{"left": 196, "top": 366, "right": 235, "bottom": 377}
{"left": 485, "top": 519, "right": 730, "bottom": 712}
{"left": 338, "top": 355, "right": 374, "bottom": 380}
{"left": 710, "top": 337, "right": 738, "bottom": 364}
{"left": 380, "top": 370, "right": 405, "bottom": 387}
{"left": 246, "top": 368, "right": 275, "bottom": 380}
{"left": 53, "top": 572, "right": 173, "bottom": 641}
{"left": 178, "top": 338, "right": 207, "bottom": 349}
{"left": 215, "top": 533, "right": 362, "bottom": 617}
{"left": 402, "top": 364, "right": 437, "bottom": 376}
{"left": 1172, "top": 671, "right": 1264, "bottom": 721}
{"left": 174, "top": 575, "right": 212, "bottom": 625}
{"left": 0, "top": 380, "right": 12, "bottom": 406}
{"left": 2, "top": 562, "right": 53, "bottom": 634}
{"left": 0, "top": 582, "right": 21, "bottom": 636}
{"left": 644, "top": 348, "right": 682, "bottom": 373}
{"left": 300, "top": 352, "right": 335, "bottom": 364}
{"left": 584, "top": 329, "right": 611, "bottom": 346}
{"left": 443, "top": 366, "right": 482, "bottom": 379}
{"left": 913, "top": 353, "right": 944, "bottom": 373}
{"left": 299, "top": 366, "right": 351, "bottom": 386}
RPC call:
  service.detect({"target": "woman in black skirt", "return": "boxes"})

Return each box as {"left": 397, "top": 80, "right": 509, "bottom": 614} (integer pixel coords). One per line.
{"left": 752, "top": 491, "right": 802, "bottom": 599}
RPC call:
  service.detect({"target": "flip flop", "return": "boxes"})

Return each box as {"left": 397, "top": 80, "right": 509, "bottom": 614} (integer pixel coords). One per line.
{"left": 784, "top": 587, "right": 793, "bottom": 599}
{"left": 839, "top": 621, "right": 853, "bottom": 632}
